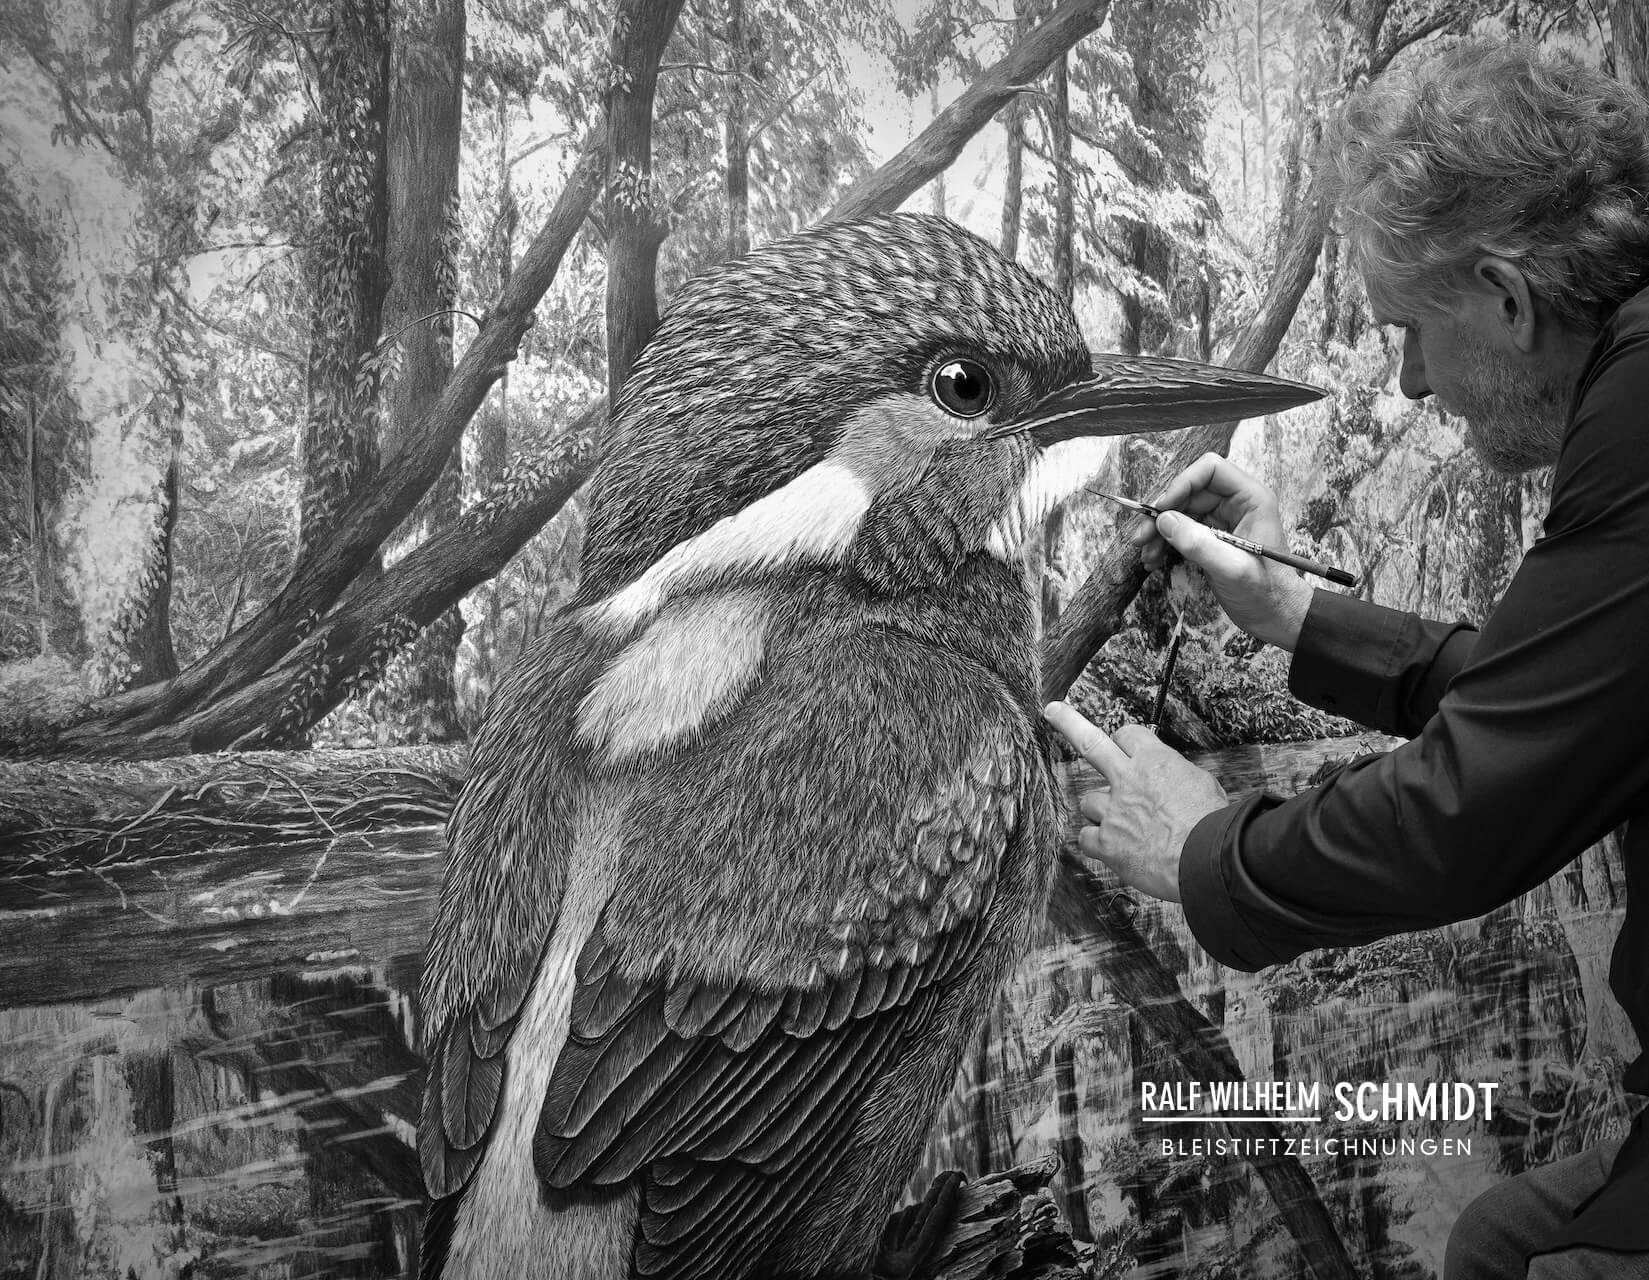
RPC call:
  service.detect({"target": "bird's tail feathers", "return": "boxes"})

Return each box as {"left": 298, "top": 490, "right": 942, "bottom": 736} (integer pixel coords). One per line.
{"left": 419, "top": 1193, "right": 462, "bottom": 1280}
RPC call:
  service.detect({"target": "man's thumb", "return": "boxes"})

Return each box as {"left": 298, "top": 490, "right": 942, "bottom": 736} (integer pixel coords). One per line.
{"left": 1156, "top": 511, "right": 1240, "bottom": 572}
{"left": 1156, "top": 510, "right": 1198, "bottom": 548}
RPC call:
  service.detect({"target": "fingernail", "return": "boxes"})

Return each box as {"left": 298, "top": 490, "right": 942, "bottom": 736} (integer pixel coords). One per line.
{"left": 1157, "top": 511, "right": 1181, "bottom": 535}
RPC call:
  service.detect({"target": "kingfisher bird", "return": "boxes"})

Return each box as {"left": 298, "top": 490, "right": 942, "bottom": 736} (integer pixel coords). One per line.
{"left": 417, "top": 212, "right": 1320, "bottom": 1280}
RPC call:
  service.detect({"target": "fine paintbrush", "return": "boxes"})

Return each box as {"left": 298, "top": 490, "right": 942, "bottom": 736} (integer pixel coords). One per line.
{"left": 1147, "top": 607, "right": 1184, "bottom": 732}
{"left": 1092, "top": 490, "right": 1359, "bottom": 588}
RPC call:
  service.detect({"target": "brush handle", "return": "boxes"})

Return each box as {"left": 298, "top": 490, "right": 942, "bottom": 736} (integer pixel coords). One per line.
{"left": 1209, "top": 527, "right": 1358, "bottom": 588}
{"left": 1146, "top": 626, "right": 1184, "bottom": 730}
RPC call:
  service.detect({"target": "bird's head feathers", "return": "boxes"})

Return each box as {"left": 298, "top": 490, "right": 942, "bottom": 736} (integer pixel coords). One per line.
{"left": 576, "top": 213, "right": 1320, "bottom": 626}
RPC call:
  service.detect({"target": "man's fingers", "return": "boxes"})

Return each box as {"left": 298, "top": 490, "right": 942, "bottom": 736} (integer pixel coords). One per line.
{"left": 1147, "top": 451, "right": 1224, "bottom": 513}
{"left": 1156, "top": 511, "right": 1261, "bottom": 579}
{"left": 1079, "top": 788, "right": 1110, "bottom": 822}
{"left": 1077, "top": 828, "right": 1142, "bottom": 892}
{"left": 1113, "top": 722, "right": 1165, "bottom": 754}
{"left": 1044, "top": 702, "right": 1131, "bottom": 777}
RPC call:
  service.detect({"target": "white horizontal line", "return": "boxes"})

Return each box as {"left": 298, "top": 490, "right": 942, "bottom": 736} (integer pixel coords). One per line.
{"left": 1142, "top": 1115, "right": 1323, "bottom": 1124}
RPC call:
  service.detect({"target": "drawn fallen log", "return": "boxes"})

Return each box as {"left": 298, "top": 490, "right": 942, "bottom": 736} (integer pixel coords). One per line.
{"left": 0, "top": 745, "right": 463, "bottom": 870}
{"left": 0, "top": 736, "right": 1393, "bottom": 872}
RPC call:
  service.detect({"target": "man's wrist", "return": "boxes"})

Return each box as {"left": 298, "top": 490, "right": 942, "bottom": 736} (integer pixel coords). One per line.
{"left": 1256, "top": 575, "right": 1315, "bottom": 653}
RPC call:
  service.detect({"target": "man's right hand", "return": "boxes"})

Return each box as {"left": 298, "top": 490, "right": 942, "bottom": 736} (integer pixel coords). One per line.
{"left": 1128, "top": 452, "right": 1317, "bottom": 653}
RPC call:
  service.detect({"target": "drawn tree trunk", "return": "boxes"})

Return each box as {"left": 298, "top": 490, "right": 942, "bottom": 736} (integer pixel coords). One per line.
{"left": 77, "top": 15, "right": 189, "bottom": 695}
{"left": 1614, "top": 0, "right": 1649, "bottom": 96}
{"left": 1, "top": 175, "right": 76, "bottom": 660}
{"left": 1112, "top": 6, "right": 1215, "bottom": 642}
{"left": 369, "top": 0, "right": 467, "bottom": 743}
{"left": 1040, "top": 51, "right": 1077, "bottom": 625}
{"left": 1462, "top": 466, "right": 1521, "bottom": 628}
{"left": 1052, "top": 1028, "right": 1093, "bottom": 1240}
{"left": 298, "top": 0, "right": 391, "bottom": 561}
{"left": 1112, "top": 14, "right": 1180, "bottom": 361}
{"left": 463, "top": 90, "right": 520, "bottom": 702}
{"left": 724, "top": 0, "right": 751, "bottom": 260}
{"left": 1049, "top": 55, "right": 1075, "bottom": 305}
{"left": 998, "top": 25, "right": 1026, "bottom": 258}
{"left": 604, "top": 0, "right": 688, "bottom": 401}
{"left": 95, "top": 416, "right": 182, "bottom": 693}
{"left": 1556, "top": 830, "right": 1642, "bottom": 1065}
{"left": 968, "top": 1000, "right": 1016, "bottom": 1177}
{"left": 123, "top": 1051, "right": 186, "bottom": 1261}
{"left": 20, "top": 394, "right": 55, "bottom": 656}
{"left": 1254, "top": 0, "right": 1270, "bottom": 206}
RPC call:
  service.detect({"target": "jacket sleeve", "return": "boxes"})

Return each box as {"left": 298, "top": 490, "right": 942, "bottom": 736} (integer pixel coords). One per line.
{"left": 1179, "top": 325, "right": 1649, "bottom": 972}
{"left": 1285, "top": 589, "right": 1477, "bottom": 738}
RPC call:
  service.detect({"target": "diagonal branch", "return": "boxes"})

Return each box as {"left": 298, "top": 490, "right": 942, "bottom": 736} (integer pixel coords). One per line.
{"left": 1041, "top": 171, "right": 1333, "bottom": 698}
{"left": 826, "top": 0, "right": 1112, "bottom": 223}
{"left": 90, "top": 407, "right": 606, "bottom": 757}
{"left": 47, "top": 131, "right": 606, "bottom": 752}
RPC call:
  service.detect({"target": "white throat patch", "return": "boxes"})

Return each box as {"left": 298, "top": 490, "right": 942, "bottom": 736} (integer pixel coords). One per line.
{"left": 986, "top": 436, "right": 1115, "bottom": 558}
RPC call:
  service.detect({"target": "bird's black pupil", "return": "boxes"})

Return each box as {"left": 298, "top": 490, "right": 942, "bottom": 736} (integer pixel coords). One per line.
{"left": 932, "top": 358, "right": 993, "bottom": 417}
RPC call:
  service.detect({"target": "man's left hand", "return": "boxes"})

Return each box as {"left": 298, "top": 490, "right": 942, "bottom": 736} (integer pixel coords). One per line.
{"left": 1043, "top": 701, "right": 1229, "bottom": 904}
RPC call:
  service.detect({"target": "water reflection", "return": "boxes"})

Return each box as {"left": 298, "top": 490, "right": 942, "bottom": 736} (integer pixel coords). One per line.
{"left": 0, "top": 830, "right": 439, "bottom": 1279}
{"left": 0, "top": 824, "right": 1633, "bottom": 1278}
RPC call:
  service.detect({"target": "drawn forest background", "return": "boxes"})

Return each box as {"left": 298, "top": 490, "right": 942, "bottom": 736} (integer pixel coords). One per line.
{"left": 1, "top": 0, "right": 1645, "bottom": 1276}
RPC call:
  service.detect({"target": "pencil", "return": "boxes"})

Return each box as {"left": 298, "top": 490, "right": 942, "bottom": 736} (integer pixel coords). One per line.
{"left": 1092, "top": 490, "right": 1358, "bottom": 589}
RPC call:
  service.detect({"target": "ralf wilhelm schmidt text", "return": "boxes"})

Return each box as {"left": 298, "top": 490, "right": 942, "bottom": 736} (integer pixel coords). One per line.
{"left": 1140, "top": 1080, "right": 1501, "bottom": 1122}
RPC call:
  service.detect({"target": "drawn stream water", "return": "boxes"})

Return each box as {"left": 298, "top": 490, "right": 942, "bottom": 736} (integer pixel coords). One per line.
{"left": 0, "top": 818, "right": 1623, "bottom": 1279}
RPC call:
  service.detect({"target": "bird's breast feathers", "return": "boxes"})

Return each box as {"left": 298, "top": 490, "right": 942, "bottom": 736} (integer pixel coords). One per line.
{"left": 422, "top": 537, "right": 1059, "bottom": 1279}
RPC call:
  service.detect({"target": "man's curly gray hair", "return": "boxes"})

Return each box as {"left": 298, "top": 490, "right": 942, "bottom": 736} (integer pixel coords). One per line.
{"left": 1325, "top": 41, "right": 1649, "bottom": 330}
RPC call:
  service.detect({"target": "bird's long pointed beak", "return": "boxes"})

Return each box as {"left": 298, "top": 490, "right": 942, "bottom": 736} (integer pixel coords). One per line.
{"left": 987, "top": 353, "right": 1326, "bottom": 445}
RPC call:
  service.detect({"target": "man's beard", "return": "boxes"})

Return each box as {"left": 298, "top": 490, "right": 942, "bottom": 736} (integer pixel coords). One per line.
{"left": 1449, "top": 329, "right": 1572, "bottom": 474}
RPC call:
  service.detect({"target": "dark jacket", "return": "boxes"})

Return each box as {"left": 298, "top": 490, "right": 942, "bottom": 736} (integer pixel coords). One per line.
{"left": 1180, "top": 286, "right": 1649, "bottom": 1252}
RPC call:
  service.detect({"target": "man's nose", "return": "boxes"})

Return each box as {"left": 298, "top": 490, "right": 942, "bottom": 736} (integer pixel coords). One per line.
{"left": 1398, "top": 329, "right": 1430, "bottom": 399}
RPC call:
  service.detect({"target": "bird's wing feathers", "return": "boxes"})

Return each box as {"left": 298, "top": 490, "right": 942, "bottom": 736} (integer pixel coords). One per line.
{"left": 419, "top": 994, "right": 528, "bottom": 1199}
{"left": 417, "top": 619, "right": 599, "bottom": 1210}
{"left": 418, "top": 585, "right": 1049, "bottom": 1279}
{"left": 531, "top": 636, "right": 1039, "bottom": 1278}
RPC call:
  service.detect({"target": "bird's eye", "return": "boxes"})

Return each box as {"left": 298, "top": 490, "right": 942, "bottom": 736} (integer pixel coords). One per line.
{"left": 929, "top": 358, "right": 995, "bottom": 418}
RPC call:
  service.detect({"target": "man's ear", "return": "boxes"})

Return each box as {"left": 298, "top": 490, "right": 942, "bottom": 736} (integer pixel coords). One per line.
{"left": 1472, "top": 256, "right": 1538, "bottom": 353}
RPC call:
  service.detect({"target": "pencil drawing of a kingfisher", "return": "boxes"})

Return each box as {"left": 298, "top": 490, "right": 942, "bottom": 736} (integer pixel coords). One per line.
{"left": 416, "top": 212, "right": 1321, "bottom": 1279}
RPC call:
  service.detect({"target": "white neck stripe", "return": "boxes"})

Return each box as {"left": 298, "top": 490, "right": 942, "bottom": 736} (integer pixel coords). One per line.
{"left": 590, "top": 460, "right": 869, "bottom": 632}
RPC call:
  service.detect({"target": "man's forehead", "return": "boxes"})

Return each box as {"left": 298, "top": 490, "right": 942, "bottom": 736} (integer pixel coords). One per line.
{"left": 1363, "top": 278, "right": 1421, "bottom": 324}
{"left": 1364, "top": 271, "right": 1477, "bottom": 327}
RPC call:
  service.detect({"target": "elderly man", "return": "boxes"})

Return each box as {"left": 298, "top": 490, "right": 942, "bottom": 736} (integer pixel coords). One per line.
{"left": 1045, "top": 41, "right": 1649, "bottom": 1279}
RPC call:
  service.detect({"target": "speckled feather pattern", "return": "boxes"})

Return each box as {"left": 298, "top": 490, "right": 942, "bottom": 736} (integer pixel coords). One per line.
{"left": 575, "top": 212, "right": 1088, "bottom": 604}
